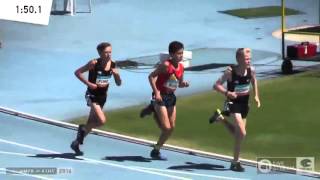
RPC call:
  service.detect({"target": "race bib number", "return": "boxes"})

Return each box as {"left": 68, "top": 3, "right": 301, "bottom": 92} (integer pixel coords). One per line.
{"left": 234, "top": 84, "right": 250, "bottom": 94}
{"left": 164, "top": 74, "right": 179, "bottom": 90}
{"left": 96, "top": 74, "right": 111, "bottom": 85}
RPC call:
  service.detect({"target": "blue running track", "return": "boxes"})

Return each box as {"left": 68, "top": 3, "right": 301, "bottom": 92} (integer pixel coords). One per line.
{"left": 0, "top": 107, "right": 319, "bottom": 180}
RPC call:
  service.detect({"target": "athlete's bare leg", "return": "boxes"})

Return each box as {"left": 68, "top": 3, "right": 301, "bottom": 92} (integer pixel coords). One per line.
{"left": 232, "top": 113, "right": 246, "bottom": 162}
{"left": 153, "top": 104, "right": 174, "bottom": 147}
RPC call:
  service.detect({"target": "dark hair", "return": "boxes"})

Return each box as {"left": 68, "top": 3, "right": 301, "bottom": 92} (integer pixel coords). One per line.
{"left": 236, "top": 48, "right": 251, "bottom": 62}
{"left": 168, "top": 41, "right": 184, "bottom": 54}
{"left": 97, "top": 42, "right": 111, "bottom": 53}
{"left": 236, "top": 48, "right": 244, "bottom": 61}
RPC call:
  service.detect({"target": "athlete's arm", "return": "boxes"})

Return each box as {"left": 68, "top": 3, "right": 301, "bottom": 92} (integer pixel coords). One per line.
{"left": 251, "top": 66, "right": 261, "bottom": 108}
{"left": 148, "top": 63, "right": 167, "bottom": 101}
{"left": 178, "top": 71, "right": 189, "bottom": 88}
{"left": 74, "top": 59, "right": 98, "bottom": 90}
{"left": 111, "top": 62, "right": 121, "bottom": 86}
{"left": 214, "top": 67, "right": 236, "bottom": 99}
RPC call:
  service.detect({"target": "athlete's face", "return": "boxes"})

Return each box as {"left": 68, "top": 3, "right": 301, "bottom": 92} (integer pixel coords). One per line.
{"left": 99, "top": 46, "right": 112, "bottom": 60}
{"left": 238, "top": 48, "right": 251, "bottom": 68}
{"left": 171, "top": 48, "right": 184, "bottom": 63}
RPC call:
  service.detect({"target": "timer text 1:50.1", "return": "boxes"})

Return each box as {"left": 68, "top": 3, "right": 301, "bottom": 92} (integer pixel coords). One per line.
{"left": 16, "top": 5, "right": 41, "bottom": 14}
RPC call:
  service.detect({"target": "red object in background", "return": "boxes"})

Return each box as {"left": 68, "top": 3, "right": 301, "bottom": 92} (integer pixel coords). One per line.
{"left": 287, "top": 42, "right": 317, "bottom": 59}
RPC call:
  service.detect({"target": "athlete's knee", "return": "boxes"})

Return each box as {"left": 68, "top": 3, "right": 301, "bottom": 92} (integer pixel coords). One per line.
{"left": 234, "top": 118, "right": 246, "bottom": 138}
{"left": 237, "top": 129, "right": 246, "bottom": 139}
{"left": 165, "top": 125, "right": 175, "bottom": 134}
{"left": 101, "top": 116, "right": 107, "bottom": 124}
{"left": 163, "top": 126, "right": 172, "bottom": 132}
{"left": 97, "top": 116, "right": 107, "bottom": 126}
{"left": 161, "top": 124, "right": 172, "bottom": 133}
{"left": 170, "top": 123, "right": 175, "bottom": 131}
{"left": 84, "top": 124, "right": 92, "bottom": 132}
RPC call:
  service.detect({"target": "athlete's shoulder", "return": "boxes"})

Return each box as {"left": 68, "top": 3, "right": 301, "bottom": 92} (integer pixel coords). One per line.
{"left": 154, "top": 60, "right": 168, "bottom": 73}
{"left": 162, "top": 59, "right": 170, "bottom": 67}
{"left": 110, "top": 60, "right": 116, "bottom": 68}
{"left": 225, "top": 66, "right": 233, "bottom": 73}
{"left": 249, "top": 65, "right": 255, "bottom": 71}
{"left": 249, "top": 65, "right": 255, "bottom": 74}
{"left": 89, "top": 59, "right": 98, "bottom": 65}
{"left": 249, "top": 66, "right": 256, "bottom": 77}
{"left": 159, "top": 60, "right": 170, "bottom": 70}
{"left": 178, "top": 62, "right": 184, "bottom": 69}
{"left": 87, "top": 59, "right": 98, "bottom": 69}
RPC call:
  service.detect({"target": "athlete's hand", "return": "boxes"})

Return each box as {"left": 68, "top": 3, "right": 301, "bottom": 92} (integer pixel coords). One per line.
{"left": 179, "top": 81, "right": 189, "bottom": 88}
{"left": 255, "top": 96, "right": 261, "bottom": 108}
{"left": 155, "top": 91, "right": 162, "bottom": 102}
{"left": 88, "top": 83, "right": 98, "bottom": 90}
{"left": 226, "top": 91, "right": 237, "bottom": 99}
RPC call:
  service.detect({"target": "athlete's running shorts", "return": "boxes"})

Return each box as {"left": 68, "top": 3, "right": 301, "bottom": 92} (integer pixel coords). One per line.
{"left": 85, "top": 91, "right": 107, "bottom": 108}
{"left": 224, "top": 101, "right": 249, "bottom": 119}
{"left": 151, "top": 93, "right": 176, "bottom": 108}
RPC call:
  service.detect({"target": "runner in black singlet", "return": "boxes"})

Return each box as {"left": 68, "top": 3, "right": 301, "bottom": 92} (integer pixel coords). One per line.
{"left": 209, "top": 48, "right": 261, "bottom": 172}
{"left": 70, "top": 42, "right": 121, "bottom": 155}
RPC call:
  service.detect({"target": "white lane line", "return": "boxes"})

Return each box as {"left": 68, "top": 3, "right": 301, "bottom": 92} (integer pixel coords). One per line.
{"left": 81, "top": 157, "right": 192, "bottom": 180}
{"left": 134, "top": 166, "right": 250, "bottom": 180}
{"left": 0, "top": 139, "right": 98, "bottom": 164}
{"left": 0, "top": 139, "right": 58, "bottom": 154}
{"left": 0, "top": 148, "right": 247, "bottom": 180}
{"left": 0, "top": 150, "right": 190, "bottom": 180}
{"left": 0, "top": 150, "right": 98, "bottom": 165}
{"left": 0, "top": 149, "right": 191, "bottom": 180}
{"left": 0, "top": 168, "right": 53, "bottom": 180}
{"left": 0, "top": 150, "right": 34, "bottom": 157}
{"left": 0, "top": 138, "right": 191, "bottom": 180}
